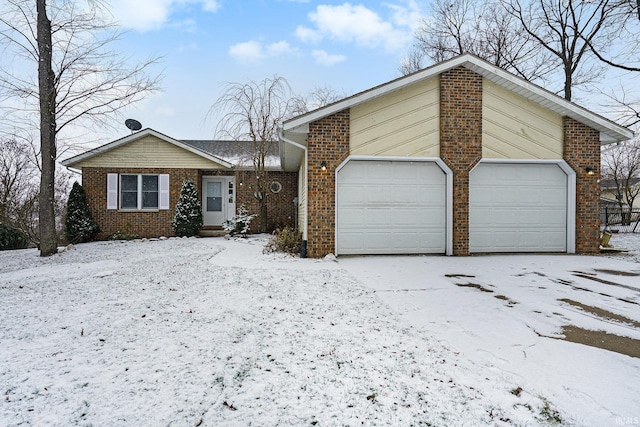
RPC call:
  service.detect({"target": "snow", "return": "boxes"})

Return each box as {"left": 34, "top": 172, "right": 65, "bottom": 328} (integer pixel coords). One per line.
{"left": 1, "top": 234, "right": 640, "bottom": 426}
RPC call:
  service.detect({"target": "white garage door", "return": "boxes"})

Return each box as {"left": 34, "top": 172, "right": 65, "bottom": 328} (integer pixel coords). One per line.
{"left": 337, "top": 160, "right": 446, "bottom": 255}
{"left": 470, "top": 163, "right": 568, "bottom": 253}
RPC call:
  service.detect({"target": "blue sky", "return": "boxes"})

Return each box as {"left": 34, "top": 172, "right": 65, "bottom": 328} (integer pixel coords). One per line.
{"left": 105, "top": 0, "right": 424, "bottom": 142}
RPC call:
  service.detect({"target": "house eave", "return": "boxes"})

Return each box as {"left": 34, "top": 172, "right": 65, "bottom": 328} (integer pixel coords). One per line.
{"left": 61, "top": 128, "right": 234, "bottom": 169}
{"left": 282, "top": 54, "right": 633, "bottom": 144}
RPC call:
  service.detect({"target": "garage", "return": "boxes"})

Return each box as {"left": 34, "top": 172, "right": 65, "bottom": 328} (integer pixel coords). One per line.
{"left": 336, "top": 160, "right": 448, "bottom": 255}
{"left": 469, "top": 162, "right": 570, "bottom": 253}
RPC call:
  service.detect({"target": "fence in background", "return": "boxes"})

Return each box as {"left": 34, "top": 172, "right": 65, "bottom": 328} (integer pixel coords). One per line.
{"left": 600, "top": 207, "right": 640, "bottom": 233}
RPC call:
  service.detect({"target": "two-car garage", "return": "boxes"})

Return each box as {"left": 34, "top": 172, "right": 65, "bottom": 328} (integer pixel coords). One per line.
{"left": 336, "top": 158, "right": 574, "bottom": 255}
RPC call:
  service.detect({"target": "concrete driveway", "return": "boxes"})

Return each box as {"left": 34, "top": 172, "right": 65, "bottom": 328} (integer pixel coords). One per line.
{"left": 339, "top": 253, "right": 640, "bottom": 426}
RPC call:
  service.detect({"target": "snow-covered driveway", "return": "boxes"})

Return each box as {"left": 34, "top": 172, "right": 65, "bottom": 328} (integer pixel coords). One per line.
{"left": 1, "top": 235, "right": 639, "bottom": 426}
{"left": 340, "top": 234, "right": 640, "bottom": 427}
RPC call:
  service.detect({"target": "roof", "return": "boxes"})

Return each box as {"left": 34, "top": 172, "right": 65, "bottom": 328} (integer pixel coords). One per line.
{"left": 600, "top": 178, "right": 640, "bottom": 190}
{"left": 181, "top": 139, "right": 280, "bottom": 169}
{"left": 61, "top": 128, "right": 281, "bottom": 170}
{"left": 281, "top": 53, "right": 633, "bottom": 144}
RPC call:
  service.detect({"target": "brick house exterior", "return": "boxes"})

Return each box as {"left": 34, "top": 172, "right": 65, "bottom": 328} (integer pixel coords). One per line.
{"left": 280, "top": 54, "right": 632, "bottom": 257}
{"left": 63, "top": 130, "right": 298, "bottom": 239}
{"left": 439, "top": 67, "right": 483, "bottom": 256}
{"left": 563, "top": 117, "right": 602, "bottom": 254}
{"left": 306, "top": 111, "right": 351, "bottom": 258}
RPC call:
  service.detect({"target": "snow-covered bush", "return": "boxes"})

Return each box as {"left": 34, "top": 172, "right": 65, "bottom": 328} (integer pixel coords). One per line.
{"left": 0, "top": 222, "right": 29, "bottom": 250}
{"left": 172, "top": 179, "right": 203, "bottom": 237}
{"left": 264, "top": 226, "right": 302, "bottom": 254}
{"left": 223, "top": 204, "right": 256, "bottom": 237}
{"left": 65, "top": 182, "right": 100, "bottom": 244}
{"left": 109, "top": 230, "right": 140, "bottom": 241}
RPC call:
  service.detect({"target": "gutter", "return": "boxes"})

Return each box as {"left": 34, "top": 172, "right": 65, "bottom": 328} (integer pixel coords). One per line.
{"left": 278, "top": 128, "right": 308, "bottom": 256}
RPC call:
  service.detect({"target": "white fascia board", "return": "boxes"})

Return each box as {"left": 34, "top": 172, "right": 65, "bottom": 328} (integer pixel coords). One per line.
{"left": 61, "top": 128, "right": 234, "bottom": 169}
{"left": 283, "top": 54, "right": 632, "bottom": 143}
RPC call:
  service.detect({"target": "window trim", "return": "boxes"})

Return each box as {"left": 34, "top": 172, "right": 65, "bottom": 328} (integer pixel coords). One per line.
{"left": 106, "top": 173, "right": 169, "bottom": 211}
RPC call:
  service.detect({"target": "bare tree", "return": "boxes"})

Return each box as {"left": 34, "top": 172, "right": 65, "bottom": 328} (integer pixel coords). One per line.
{"left": 0, "top": 138, "right": 37, "bottom": 226}
{"left": 0, "top": 136, "right": 70, "bottom": 244}
{"left": 211, "top": 76, "right": 293, "bottom": 233}
{"left": 0, "top": 0, "right": 161, "bottom": 255}
{"left": 602, "top": 138, "right": 640, "bottom": 221}
{"left": 600, "top": 84, "right": 640, "bottom": 128}
{"left": 289, "top": 86, "right": 346, "bottom": 116}
{"left": 401, "top": 0, "right": 553, "bottom": 80}
{"left": 504, "top": 0, "right": 640, "bottom": 101}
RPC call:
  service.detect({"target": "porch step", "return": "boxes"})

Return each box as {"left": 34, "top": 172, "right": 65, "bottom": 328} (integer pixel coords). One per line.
{"left": 199, "top": 229, "right": 229, "bottom": 238}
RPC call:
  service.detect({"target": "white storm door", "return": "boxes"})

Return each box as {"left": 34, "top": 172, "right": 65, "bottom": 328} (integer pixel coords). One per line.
{"left": 203, "top": 178, "right": 225, "bottom": 226}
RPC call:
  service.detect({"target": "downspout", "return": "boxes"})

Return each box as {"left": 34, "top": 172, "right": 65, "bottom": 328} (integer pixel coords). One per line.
{"left": 278, "top": 128, "right": 309, "bottom": 257}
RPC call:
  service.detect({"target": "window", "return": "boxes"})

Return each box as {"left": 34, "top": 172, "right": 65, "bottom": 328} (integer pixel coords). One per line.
{"left": 142, "top": 175, "right": 159, "bottom": 209}
{"left": 107, "top": 173, "right": 169, "bottom": 210}
{"left": 121, "top": 175, "right": 139, "bottom": 209}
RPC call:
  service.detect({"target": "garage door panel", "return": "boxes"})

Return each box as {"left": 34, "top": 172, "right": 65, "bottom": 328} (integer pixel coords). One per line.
{"left": 338, "top": 208, "right": 364, "bottom": 225}
{"left": 337, "top": 160, "right": 446, "bottom": 255}
{"left": 470, "top": 163, "right": 567, "bottom": 253}
{"left": 339, "top": 233, "right": 364, "bottom": 251}
{"left": 363, "top": 208, "right": 392, "bottom": 225}
{"left": 340, "top": 186, "right": 365, "bottom": 204}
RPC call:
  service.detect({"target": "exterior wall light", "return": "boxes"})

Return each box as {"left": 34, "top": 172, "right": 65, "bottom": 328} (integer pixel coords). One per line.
{"left": 586, "top": 167, "right": 595, "bottom": 176}
{"left": 321, "top": 161, "right": 327, "bottom": 171}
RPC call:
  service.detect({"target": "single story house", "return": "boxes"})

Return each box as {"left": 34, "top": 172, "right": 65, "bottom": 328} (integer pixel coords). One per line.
{"left": 278, "top": 54, "right": 633, "bottom": 257}
{"left": 61, "top": 129, "right": 298, "bottom": 239}
{"left": 600, "top": 178, "right": 640, "bottom": 208}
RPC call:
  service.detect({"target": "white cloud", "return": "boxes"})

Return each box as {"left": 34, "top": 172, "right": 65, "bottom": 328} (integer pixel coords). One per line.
{"left": 312, "top": 50, "right": 347, "bottom": 66}
{"left": 229, "top": 41, "right": 264, "bottom": 62}
{"left": 296, "top": 2, "right": 420, "bottom": 52}
{"left": 229, "top": 40, "right": 298, "bottom": 62}
{"left": 295, "top": 26, "right": 322, "bottom": 43}
{"left": 386, "top": 0, "right": 423, "bottom": 32}
{"left": 201, "top": 0, "right": 221, "bottom": 12}
{"left": 267, "top": 41, "right": 298, "bottom": 57}
{"left": 178, "top": 42, "right": 199, "bottom": 52}
{"left": 110, "top": 0, "right": 220, "bottom": 32}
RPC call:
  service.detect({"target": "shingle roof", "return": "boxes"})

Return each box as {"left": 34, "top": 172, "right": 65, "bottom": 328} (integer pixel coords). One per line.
{"left": 600, "top": 178, "right": 640, "bottom": 190}
{"left": 181, "top": 139, "right": 280, "bottom": 169}
{"left": 61, "top": 128, "right": 281, "bottom": 170}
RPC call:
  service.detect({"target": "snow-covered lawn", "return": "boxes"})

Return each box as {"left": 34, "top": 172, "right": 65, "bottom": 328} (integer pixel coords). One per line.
{"left": 1, "top": 234, "right": 639, "bottom": 426}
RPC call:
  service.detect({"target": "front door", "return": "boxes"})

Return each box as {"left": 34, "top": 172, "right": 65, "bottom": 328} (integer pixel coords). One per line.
{"left": 203, "top": 178, "right": 225, "bottom": 226}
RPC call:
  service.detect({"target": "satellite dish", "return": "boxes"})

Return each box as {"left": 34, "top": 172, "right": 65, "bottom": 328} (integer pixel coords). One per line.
{"left": 125, "top": 118, "right": 142, "bottom": 132}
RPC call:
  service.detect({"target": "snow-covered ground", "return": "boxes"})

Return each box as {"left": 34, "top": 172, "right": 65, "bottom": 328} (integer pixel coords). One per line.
{"left": 1, "top": 234, "right": 639, "bottom": 426}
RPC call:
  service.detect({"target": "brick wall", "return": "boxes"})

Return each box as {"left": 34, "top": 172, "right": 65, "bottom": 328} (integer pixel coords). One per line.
{"left": 439, "top": 67, "right": 483, "bottom": 255}
{"left": 563, "top": 117, "right": 601, "bottom": 254}
{"left": 82, "top": 167, "right": 198, "bottom": 239}
{"left": 306, "top": 110, "right": 350, "bottom": 257}
{"left": 84, "top": 167, "right": 298, "bottom": 239}
{"left": 234, "top": 169, "right": 298, "bottom": 232}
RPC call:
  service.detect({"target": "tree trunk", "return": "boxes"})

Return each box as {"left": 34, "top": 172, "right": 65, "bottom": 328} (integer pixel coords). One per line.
{"left": 564, "top": 64, "right": 572, "bottom": 101}
{"left": 37, "top": 0, "right": 58, "bottom": 256}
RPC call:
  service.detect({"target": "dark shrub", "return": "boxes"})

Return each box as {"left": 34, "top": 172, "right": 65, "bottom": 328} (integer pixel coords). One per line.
{"left": 172, "top": 179, "right": 203, "bottom": 237}
{"left": 0, "top": 222, "right": 29, "bottom": 250}
{"left": 65, "top": 182, "right": 100, "bottom": 243}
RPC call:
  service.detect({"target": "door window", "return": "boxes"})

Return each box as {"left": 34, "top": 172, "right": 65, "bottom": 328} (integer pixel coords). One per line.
{"left": 206, "top": 181, "right": 222, "bottom": 212}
